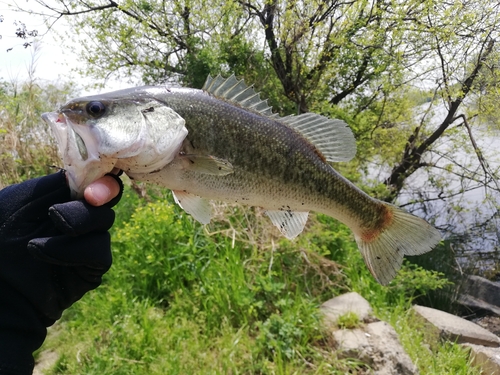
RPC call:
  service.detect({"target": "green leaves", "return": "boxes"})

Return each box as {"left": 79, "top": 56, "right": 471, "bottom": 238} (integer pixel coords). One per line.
{"left": 40, "top": 189, "right": 470, "bottom": 374}
{"left": 25, "top": 0, "right": 500, "bottom": 288}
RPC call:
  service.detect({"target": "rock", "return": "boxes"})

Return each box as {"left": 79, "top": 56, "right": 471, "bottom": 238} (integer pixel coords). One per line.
{"left": 459, "top": 275, "right": 500, "bottom": 316}
{"left": 33, "top": 350, "right": 58, "bottom": 375}
{"left": 332, "top": 328, "right": 372, "bottom": 364}
{"left": 463, "top": 343, "right": 500, "bottom": 375}
{"left": 412, "top": 305, "right": 500, "bottom": 347}
{"left": 459, "top": 294, "right": 500, "bottom": 316}
{"left": 333, "top": 321, "right": 419, "bottom": 375}
{"left": 320, "top": 292, "right": 374, "bottom": 325}
{"left": 367, "top": 322, "right": 419, "bottom": 375}
{"left": 321, "top": 293, "right": 418, "bottom": 374}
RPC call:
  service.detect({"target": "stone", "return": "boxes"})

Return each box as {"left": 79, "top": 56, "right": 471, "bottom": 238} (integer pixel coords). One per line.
{"left": 463, "top": 343, "right": 500, "bottom": 375}
{"left": 459, "top": 294, "right": 500, "bottom": 316}
{"left": 366, "top": 321, "right": 419, "bottom": 375}
{"left": 412, "top": 305, "right": 500, "bottom": 347}
{"left": 323, "top": 293, "right": 418, "bottom": 374}
{"left": 332, "top": 328, "right": 373, "bottom": 364}
{"left": 321, "top": 292, "right": 374, "bottom": 326}
{"left": 333, "top": 321, "right": 419, "bottom": 375}
{"left": 459, "top": 275, "right": 500, "bottom": 316}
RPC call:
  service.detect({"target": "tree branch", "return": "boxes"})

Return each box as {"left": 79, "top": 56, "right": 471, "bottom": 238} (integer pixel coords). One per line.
{"left": 457, "top": 113, "right": 500, "bottom": 192}
{"left": 384, "top": 36, "right": 496, "bottom": 199}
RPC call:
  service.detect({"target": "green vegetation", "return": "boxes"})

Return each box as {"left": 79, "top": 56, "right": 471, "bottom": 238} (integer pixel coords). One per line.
{"left": 3, "top": 0, "right": 498, "bottom": 370}
{"left": 17, "top": 0, "right": 500, "bottom": 270}
{"left": 0, "top": 72, "right": 75, "bottom": 187}
{"left": 35, "top": 184, "right": 478, "bottom": 374}
{"left": 336, "top": 312, "right": 361, "bottom": 330}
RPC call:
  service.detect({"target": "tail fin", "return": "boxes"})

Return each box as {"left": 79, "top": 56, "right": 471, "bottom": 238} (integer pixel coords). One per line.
{"left": 354, "top": 204, "right": 441, "bottom": 285}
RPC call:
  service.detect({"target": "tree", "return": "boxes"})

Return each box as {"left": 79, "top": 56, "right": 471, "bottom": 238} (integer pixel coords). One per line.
{"left": 20, "top": 0, "right": 500, "bottom": 266}
{"left": 0, "top": 14, "right": 39, "bottom": 50}
{"left": 383, "top": 2, "right": 499, "bottom": 198}
{"left": 26, "top": 0, "right": 413, "bottom": 111}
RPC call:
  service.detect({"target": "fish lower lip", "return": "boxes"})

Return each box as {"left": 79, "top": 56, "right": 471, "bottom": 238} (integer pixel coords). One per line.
{"left": 41, "top": 112, "right": 51, "bottom": 123}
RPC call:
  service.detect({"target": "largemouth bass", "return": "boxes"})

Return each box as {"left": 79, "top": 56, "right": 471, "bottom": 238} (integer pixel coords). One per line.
{"left": 42, "top": 75, "right": 441, "bottom": 285}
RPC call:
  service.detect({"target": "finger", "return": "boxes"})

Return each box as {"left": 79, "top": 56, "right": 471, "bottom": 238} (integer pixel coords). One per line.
{"left": 49, "top": 201, "right": 115, "bottom": 236}
{"left": 84, "top": 175, "right": 121, "bottom": 207}
{"left": 28, "top": 232, "right": 112, "bottom": 271}
{"left": 103, "top": 173, "right": 124, "bottom": 208}
{"left": 83, "top": 174, "right": 124, "bottom": 207}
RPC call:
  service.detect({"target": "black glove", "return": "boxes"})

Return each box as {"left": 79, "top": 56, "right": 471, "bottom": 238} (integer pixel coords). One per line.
{"left": 0, "top": 171, "right": 123, "bottom": 375}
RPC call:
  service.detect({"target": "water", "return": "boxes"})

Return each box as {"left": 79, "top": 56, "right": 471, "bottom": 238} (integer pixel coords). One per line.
{"left": 366, "top": 103, "right": 500, "bottom": 272}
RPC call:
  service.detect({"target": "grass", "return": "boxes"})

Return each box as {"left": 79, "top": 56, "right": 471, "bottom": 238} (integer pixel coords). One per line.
{"left": 336, "top": 312, "right": 361, "bottom": 330}
{"left": 36, "top": 184, "right": 482, "bottom": 374}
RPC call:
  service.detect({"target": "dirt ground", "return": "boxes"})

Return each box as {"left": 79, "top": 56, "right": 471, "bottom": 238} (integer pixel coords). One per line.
{"left": 474, "top": 315, "right": 500, "bottom": 336}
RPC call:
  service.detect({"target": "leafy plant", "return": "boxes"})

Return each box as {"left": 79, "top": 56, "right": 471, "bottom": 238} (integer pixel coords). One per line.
{"left": 337, "top": 312, "right": 361, "bottom": 330}
{"left": 34, "top": 191, "right": 479, "bottom": 374}
{"left": 0, "top": 58, "right": 75, "bottom": 187}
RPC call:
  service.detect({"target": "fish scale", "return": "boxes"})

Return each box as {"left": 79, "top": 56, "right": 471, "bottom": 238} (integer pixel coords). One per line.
{"left": 42, "top": 74, "right": 441, "bottom": 285}
{"left": 155, "top": 90, "right": 328, "bottom": 180}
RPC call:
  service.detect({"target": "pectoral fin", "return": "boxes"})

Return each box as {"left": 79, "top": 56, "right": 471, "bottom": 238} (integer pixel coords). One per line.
{"left": 178, "top": 154, "right": 234, "bottom": 175}
{"left": 172, "top": 190, "right": 212, "bottom": 224}
{"left": 266, "top": 210, "right": 309, "bottom": 239}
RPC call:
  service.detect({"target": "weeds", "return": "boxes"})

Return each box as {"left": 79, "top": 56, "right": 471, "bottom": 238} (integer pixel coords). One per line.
{"left": 337, "top": 312, "right": 361, "bottom": 329}
{"left": 37, "top": 184, "right": 481, "bottom": 374}
{"left": 0, "top": 72, "right": 480, "bottom": 373}
{"left": 0, "top": 48, "right": 75, "bottom": 187}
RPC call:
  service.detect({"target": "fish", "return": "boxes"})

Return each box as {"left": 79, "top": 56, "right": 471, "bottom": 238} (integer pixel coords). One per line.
{"left": 42, "top": 75, "right": 441, "bottom": 285}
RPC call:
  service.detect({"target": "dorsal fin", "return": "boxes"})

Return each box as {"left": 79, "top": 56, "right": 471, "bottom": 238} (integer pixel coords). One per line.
{"left": 202, "top": 74, "right": 279, "bottom": 118}
{"left": 280, "top": 113, "right": 357, "bottom": 162}
{"left": 202, "top": 74, "right": 356, "bottom": 162}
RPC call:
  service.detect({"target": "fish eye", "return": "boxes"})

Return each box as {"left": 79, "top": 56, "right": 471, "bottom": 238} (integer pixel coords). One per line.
{"left": 86, "top": 101, "right": 107, "bottom": 118}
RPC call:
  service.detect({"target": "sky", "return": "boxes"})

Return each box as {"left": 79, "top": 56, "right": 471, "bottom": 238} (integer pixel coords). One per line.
{"left": 0, "top": 0, "right": 126, "bottom": 94}
{"left": 0, "top": 1, "right": 73, "bottom": 81}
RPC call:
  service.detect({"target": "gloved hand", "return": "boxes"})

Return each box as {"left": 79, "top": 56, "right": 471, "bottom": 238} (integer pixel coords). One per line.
{"left": 0, "top": 171, "right": 123, "bottom": 375}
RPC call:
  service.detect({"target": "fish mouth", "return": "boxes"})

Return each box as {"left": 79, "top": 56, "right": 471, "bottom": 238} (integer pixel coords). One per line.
{"left": 43, "top": 111, "right": 80, "bottom": 195}
{"left": 42, "top": 112, "right": 66, "bottom": 129}
{"left": 43, "top": 111, "right": 116, "bottom": 197}
{"left": 42, "top": 111, "right": 69, "bottom": 160}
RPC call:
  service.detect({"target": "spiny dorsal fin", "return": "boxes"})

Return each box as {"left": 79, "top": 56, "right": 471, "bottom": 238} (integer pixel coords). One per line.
{"left": 202, "top": 74, "right": 356, "bottom": 162}
{"left": 280, "top": 113, "right": 357, "bottom": 162}
{"left": 202, "top": 74, "right": 279, "bottom": 118}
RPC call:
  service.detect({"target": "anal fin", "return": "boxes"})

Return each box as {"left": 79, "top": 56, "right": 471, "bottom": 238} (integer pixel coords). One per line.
{"left": 172, "top": 190, "right": 212, "bottom": 224}
{"left": 266, "top": 210, "right": 309, "bottom": 239}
